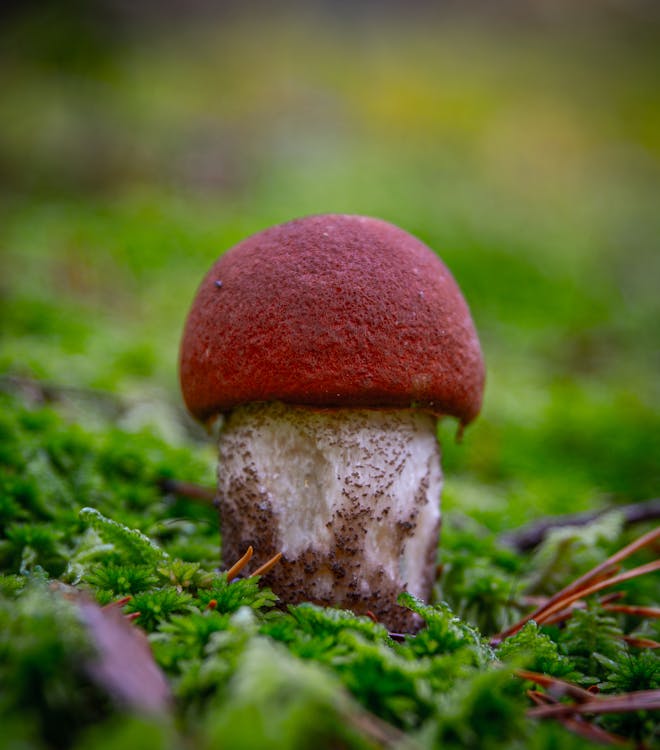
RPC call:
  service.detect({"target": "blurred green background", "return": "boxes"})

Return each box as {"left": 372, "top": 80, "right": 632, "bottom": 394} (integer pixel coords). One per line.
{"left": 1, "top": 0, "right": 659, "bottom": 531}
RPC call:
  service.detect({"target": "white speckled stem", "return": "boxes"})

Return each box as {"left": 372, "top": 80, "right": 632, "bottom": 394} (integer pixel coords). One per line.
{"left": 216, "top": 402, "right": 442, "bottom": 630}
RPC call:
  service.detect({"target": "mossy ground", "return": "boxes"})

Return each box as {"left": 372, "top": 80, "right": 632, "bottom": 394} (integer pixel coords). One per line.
{"left": 1, "top": 5, "right": 659, "bottom": 748}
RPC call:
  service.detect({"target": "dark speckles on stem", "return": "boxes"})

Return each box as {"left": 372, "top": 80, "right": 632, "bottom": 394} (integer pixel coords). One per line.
{"left": 216, "top": 403, "right": 441, "bottom": 632}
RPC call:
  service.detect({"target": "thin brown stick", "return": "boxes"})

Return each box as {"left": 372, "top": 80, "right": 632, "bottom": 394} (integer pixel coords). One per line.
{"left": 518, "top": 591, "right": 625, "bottom": 610}
{"left": 225, "top": 546, "right": 254, "bottom": 580}
{"left": 528, "top": 690, "right": 552, "bottom": 706}
{"left": 532, "top": 600, "right": 660, "bottom": 629}
{"left": 250, "top": 551, "right": 283, "bottom": 578}
{"left": 500, "top": 499, "right": 660, "bottom": 551}
{"left": 599, "top": 591, "right": 628, "bottom": 605}
{"left": 528, "top": 689, "right": 660, "bottom": 718}
{"left": 604, "top": 604, "right": 660, "bottom": 618}
{"left": 103, "top": 595, "right": 132, "bottom": 609}
{"left": 526, "top": 689, "right": 630, "bottom": 746}
{"left": 515, "top": 670, "right": 595, "bottom": 703}
{"left": 157, "top": 478, "right": 216, "bottom": 504}
{"left": 537, "top": 627, "right": 660, "bottom": 649}
{"left": 491, "top": 526, "right": 660, "bottom": 644}
{"left": 540, "top": 607, "right": 581, "bottom": 627}
{"left": 539, "top": 590, "right": 630, "bottom": 623}
{"left": 559, "top": 720, "right": 630, "bottom": 747}
{"left": 534, "top": 560, "right": 660, "bottom": 627}
{"left": 621, "top": 635, "right": 660, "bottom": 649}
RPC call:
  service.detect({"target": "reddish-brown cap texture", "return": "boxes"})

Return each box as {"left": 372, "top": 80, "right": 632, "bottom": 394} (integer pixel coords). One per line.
{"left": 180, "top": 214, "right": 485, "bottom": 425}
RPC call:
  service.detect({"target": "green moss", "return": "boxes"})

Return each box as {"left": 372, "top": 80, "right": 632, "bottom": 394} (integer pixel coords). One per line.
{"left": 497, "top": 622, "right": 577, "bottom": 680}
{"left": 1, "top": 9, "right": 659, "bottom": 746}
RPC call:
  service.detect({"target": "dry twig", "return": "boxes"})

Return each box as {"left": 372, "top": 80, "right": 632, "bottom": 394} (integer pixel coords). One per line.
{"left": 500, "top": 499, "right": 660, "bottom": 551}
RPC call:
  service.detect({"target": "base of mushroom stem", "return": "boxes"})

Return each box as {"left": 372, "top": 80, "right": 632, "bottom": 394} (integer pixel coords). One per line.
{"left": 257, "top": 554, "right": 431, "bottom": 632}
{"left": 216, "top": 401, "right": 443, "bottom": 632}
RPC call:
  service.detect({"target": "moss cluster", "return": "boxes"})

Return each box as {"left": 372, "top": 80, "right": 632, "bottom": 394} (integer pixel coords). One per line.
{"left": 1, "top": 392, "right": 658, "bottom": 748}
{"left": 1, "top": 6, "right": 659, "bottom": 747}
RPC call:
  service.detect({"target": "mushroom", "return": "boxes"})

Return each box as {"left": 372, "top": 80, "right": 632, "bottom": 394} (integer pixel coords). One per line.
{"left": 180, "top": 214, "right": 484, "bottom": 631}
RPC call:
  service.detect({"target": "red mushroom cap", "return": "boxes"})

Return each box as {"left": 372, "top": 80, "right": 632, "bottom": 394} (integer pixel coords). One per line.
{"left": 180, "top": 214, "right": 485, "bottom": 425}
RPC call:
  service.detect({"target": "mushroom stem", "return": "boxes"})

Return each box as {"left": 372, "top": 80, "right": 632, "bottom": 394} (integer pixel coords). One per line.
{"left": 216, "top": 401, "right": 443, "bottom": 631}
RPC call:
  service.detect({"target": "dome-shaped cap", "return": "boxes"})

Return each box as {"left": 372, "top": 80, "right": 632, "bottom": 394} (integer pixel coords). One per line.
{"left": 180, "top": 214, "right": 485, "bottom": 425}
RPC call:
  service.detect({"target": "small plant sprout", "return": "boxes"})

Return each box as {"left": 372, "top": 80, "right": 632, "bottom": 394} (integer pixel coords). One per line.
{"left": 180, "top": 214, "right": 484, "bottom": 630}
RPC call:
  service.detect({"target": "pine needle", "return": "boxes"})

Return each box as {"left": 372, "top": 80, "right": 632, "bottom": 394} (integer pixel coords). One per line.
{"left": 604, "top": 604, "right": 660, "bottom": 619}
{"left": 527, "top": 688, "right": 660, "bottom": 718}
{"left": 225, "top": 546, "right": 253, "bottom": 580}
{"left": 532, "top": 560, "right": 660, "bottom": 628}
{"left": 491, "top": 526, "right": 660, "bottom": 645}
{"left": 249, "top": 551, "right": 283, "bottom": 578}
{"left": 620, "top": 635, "right": 660, "bottom": 649}
{"left": 527, "top": 691, "right": 629, "bottom": 747}
{"left": 515, "top": 670, "right": 595, "bottom": 703}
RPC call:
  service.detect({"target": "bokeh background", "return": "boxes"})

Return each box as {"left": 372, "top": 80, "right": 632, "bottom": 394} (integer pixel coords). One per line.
{"left": 1, "top": 0, "right": 659, "bottom": 532}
